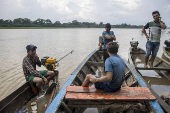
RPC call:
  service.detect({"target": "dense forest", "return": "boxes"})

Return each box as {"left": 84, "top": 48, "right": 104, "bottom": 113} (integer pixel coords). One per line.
{"left": 0, "top": 18, "right": 143, "bottom": 28}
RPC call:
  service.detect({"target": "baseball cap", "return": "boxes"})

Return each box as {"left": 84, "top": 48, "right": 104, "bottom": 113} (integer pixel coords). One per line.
{"left": 105, "top": 23, "right": 111, "bottom": 28}
{"left": 26, "top": 44, "right": 37, "bottom": 51}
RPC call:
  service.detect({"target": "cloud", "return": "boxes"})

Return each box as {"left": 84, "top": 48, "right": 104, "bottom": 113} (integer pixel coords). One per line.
{"left": 113, "top": 0, "right": 141, "bottom": 10}
{"left": 0, "top": 0, "right": 170, "bottom": 26}
{"left": 165, "top": 4, "right": 170, "bottom": 11}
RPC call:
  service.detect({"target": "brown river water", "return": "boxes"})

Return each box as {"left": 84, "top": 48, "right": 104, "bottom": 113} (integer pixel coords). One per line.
{"left": 0, "top": 28, "right": 170, "bottom": 101}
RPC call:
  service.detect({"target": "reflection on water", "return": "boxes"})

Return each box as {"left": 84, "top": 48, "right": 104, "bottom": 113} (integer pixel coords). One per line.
{"left": 0, "top": 28, "right": 169, "bottom": 101}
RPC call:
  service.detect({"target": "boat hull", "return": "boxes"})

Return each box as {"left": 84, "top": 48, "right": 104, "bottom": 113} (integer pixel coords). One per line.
{"left": 46, "top": 48, "right": 164, "bottom": 113}
{"left": 162, "top": 47, "right": 170, "bottom": 63}
{"left": 128, "top": 47, "right": 170, "bottom": 113}
{"left": 0, "top": 72, "right": 58, "bottom": 113}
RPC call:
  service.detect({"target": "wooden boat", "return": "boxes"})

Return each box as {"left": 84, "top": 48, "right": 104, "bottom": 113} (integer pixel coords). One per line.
{"left": 46, "top": 48, "right": 164, "bottom": 113}
{"left": 162, "top": 46, "right": 170, "bottom": 62}
{"left": 0, "top": 72, "right": 59, "bottom": 113}
{"left": 128, "top": 46, "right": 170, "bottom": 113}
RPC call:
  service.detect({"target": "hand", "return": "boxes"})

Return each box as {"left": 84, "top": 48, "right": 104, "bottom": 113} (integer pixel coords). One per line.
{"left": 159, "top": 17, "right": 162, "bottom": 22}
{"left": 146, "top": 35, "right": 149, "bottom": 40}
{"left": 34, "top": 54, "right": 39, "bottom": 61}
{"left": 111, "top": 35, "right": 116, "bottom": 40}
{"left": 104, "top": 34, "right": 110, "bottom": 39}
{"left": 90, "top": 76, "right": 97, "bottom": 83}
{"left": 43, "top": 77, "right": 48, "bottom": 84}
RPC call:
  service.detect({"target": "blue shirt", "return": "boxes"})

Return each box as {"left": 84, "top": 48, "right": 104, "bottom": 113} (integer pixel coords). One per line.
{"left": 102, "top": 31, "right": 114, "bottom": 49}
{"left": 105, "top": 55, "right": 125, "bottom": 89}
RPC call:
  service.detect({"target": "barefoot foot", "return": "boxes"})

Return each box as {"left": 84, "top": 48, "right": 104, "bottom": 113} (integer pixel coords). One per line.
{"left": 150, "top": 65, "right": 153, "bottom": 68}
{"left": 144, "top": 64, "right": 148, "bottom": 68}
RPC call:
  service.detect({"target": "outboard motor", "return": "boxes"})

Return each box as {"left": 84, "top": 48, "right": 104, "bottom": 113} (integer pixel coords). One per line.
{"left": 130, "top": 41, "right": 139, "bottom": 50}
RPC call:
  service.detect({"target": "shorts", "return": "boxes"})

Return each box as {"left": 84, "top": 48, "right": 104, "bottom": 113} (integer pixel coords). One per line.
{"left": 145, "top": 41, "right": 160, "bottom": 58}
{"left": 27, "top": 70, "right": 48, "bottom": 84}
{"left": 94, "top": 76, "right": 120, "bottom": 92}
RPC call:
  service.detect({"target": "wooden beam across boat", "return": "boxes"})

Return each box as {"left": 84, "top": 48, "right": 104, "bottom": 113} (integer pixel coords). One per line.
{"left": 130, "top": 52, "right": 145, "bottom": 54}
{"left": 87, "top": 61, "right": 104, "bottom": 67}
{"left": 136, "top": 67, "right": 170, "bottom": 71}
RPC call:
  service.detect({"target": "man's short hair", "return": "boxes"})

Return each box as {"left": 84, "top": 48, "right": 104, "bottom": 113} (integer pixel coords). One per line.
{"left": 106, "top": 42, "right": 119, "bottom": 54}
{"left": 105, "top": 23, "right": 111, "bottom": 28}
{"left": 26, "top": 44, "right": 37, "bottom": 51}
{"left": 152, "top": 11, "right": 160, "bottom": 16}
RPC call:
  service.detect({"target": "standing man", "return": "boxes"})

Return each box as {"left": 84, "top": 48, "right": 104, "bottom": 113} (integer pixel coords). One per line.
{"left": 22, "top": 44, "right": 56, "bottom": 96}
{"left": 102, "top": 23, "right": 116, "bottom": 63}
{"left": 82, "top": 42, "right": 125, "bottom": 92}
{"left": 143, "top": 11, "right": 166, "bottom": 68}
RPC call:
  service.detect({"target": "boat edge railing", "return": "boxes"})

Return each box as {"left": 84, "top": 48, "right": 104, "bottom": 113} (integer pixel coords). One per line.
{"left": 45, "top": 48, "right": 99, "bottom": 113}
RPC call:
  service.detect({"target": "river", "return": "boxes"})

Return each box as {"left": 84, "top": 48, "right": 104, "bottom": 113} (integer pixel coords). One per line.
{"left": 0, "top": 28, "right": 169, "bottom": 101}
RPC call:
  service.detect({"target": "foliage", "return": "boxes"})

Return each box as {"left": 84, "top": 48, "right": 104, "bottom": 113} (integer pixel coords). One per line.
{"left": 0, "top": 18, "right": 143, "bottom": 28}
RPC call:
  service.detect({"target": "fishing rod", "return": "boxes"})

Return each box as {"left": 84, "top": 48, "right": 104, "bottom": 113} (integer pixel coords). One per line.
{"left": 41, "top": 50, "right": 74, "bottom": 70}
{"left": 57, "top": 50, "right": 74, "bottom": 63}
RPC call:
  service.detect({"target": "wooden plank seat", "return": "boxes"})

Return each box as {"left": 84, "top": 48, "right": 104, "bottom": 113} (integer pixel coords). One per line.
{"left": 65, "top": 86, "right": 156, "bottom": 101}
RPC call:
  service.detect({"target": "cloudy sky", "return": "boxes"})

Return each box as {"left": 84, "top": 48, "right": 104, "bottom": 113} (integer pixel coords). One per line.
{"left": 0, "top": 0, "right": 170, "bottom": 26}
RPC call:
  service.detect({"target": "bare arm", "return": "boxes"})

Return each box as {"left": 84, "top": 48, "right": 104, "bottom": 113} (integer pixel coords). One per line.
{"left": 104, "top": 35, "right": 116, "bottom": 40}
{"left": 142, "top": 27, "right": 149, "bottom": 40}
{"left": 159, "top": 17, "right": 166, "bottom": 29}
{"left": 90, "top": 72, "right": 113, "bottom": 83}
{"left": 160, "top": 22, "right": 166, "bottom": 29}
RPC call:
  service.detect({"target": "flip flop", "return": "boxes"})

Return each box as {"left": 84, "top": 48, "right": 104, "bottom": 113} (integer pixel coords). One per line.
{"left": 36, "top": 92, "right": 45, "bottom": 100}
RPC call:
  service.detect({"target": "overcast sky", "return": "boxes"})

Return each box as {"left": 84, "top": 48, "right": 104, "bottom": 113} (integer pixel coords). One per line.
{"left": 0, "top": 0, "right": 170, "bottom": 26}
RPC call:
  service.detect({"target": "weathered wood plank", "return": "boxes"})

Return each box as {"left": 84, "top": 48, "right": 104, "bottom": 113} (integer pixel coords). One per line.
{"left": 87, "top": 61, "right": 104, "bottom": 67}
{"left": 80, "top": 69, "right": 86, "bottom": 78}
{"left": 61, "top": 102, "right": 72, "bottom": 113}
{"left": 66, "top": 86, "right": 156, "bottom": 101}
{"left": 136, "top": 67, "right": 170, "bottom": 71}
{"left": 67, "top": 86, "right": 104, "bottom": 93}
{"left": 154, "top": 61, "right": 163, "bottom": 67}
{"left": 86, "top": 63, "right": 96, "bottom": 74}
{"left": 130, "top": 52, "right": 145, "bottom": 54}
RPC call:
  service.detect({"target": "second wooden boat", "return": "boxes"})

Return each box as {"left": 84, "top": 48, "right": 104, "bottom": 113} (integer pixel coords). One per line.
{"left": 0, "top": 72, "right": 59, "bottom": 113}
{"left": 128, "top": 46, "right": 170, "bottom": 113}
{"left": 162, "top": 46, "right": 170, "bottom": 63}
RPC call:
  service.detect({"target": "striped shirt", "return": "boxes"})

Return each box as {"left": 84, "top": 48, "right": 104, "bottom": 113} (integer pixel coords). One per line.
{"left": 144, "top": 21, "right": 165, "bottom": 42}
{"left": 22, "top": 54, "right": 43, "bottom": 80}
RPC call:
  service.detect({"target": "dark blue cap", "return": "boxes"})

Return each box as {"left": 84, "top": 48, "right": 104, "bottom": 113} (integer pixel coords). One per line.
{"left": 105, "top": 23, "right": 111, "bottom": 28}
{"left": 26, "top": 44, "right": 37, "bottom": 51}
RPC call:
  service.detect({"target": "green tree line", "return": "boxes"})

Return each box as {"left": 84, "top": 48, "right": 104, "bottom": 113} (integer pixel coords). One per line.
{"left": 0, "top": 18, "right": 143, "bottom": 28}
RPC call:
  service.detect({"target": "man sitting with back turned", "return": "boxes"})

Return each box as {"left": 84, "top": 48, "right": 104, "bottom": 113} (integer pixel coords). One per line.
{"left": 82, "top": 42, "right": 125, "bottom": 92}
{"left": 22, "top": 44, "right": 57, "bottom": 96}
